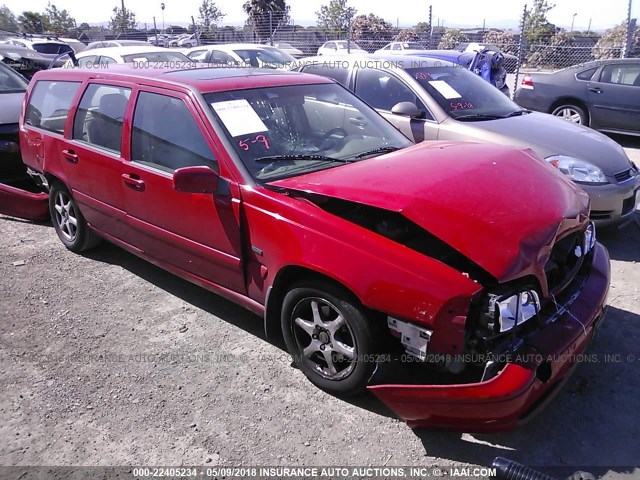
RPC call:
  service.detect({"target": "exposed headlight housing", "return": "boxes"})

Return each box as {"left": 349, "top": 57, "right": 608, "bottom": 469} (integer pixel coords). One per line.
{"left": 584, "top": 221, "right": 596, "bottom": 253}
{"left": 546, "top": 155, "right": 608, "bottom": 184}
{"left": 487, "top": 290, "right": 541, "bottom": 333}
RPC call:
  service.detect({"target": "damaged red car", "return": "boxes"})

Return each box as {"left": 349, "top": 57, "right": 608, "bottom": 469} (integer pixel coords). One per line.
{"left": 7, "top": 66, "right": 610, "bottom": 432}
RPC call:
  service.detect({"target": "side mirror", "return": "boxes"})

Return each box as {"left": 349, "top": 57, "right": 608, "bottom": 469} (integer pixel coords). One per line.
{"left": 391, "top": 101, "right": 423, "bottom": 119}
{"left": 173, "top": 166, "right": 219, "bottom": 194}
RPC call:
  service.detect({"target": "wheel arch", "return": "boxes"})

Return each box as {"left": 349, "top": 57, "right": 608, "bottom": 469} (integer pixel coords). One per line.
{"left": 264, "top": 265, "right": 376, "bottom": 342}
{"left": 549, "top": 97, "right": 591, "bottom": 124}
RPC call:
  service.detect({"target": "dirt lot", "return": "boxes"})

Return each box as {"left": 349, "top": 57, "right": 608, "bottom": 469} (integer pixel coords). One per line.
{"left": 1, "top": 137, "right": 639, "bottom": 477}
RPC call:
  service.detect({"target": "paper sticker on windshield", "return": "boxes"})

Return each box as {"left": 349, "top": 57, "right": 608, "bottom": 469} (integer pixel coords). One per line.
{"left": 211, "top": 99, "right": 268, "bottom": 137}
{"left": 428, "top": 80, "right": 462, "bottom": 99}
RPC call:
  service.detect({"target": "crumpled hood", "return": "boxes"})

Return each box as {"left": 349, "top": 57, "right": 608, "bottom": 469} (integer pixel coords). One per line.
{"left": 0, "top": 92, "right": 24, "bottom": 125}
{"left": 270, "top": 141, "right": 590, "bottom": 281}
{"left": 445, "top": 111, "right": 632, "bottom": 175}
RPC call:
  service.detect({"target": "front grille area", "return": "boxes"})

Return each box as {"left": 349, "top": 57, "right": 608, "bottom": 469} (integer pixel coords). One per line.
{"left": 622, "top": 191, "right": 637, "bottom": 215}
{"left": 544, "top": 231, "right": 588, "bottom": 295}
{"left": 614, "top": 168, "right": 635, "bottom": 183}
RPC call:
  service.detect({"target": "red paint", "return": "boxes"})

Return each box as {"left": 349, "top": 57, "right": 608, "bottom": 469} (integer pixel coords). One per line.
{"left": 11, "top": 67, "right": 610, "bottom": 431}
{"left": 0, "top": 182, "right": 49, "bottom": 221}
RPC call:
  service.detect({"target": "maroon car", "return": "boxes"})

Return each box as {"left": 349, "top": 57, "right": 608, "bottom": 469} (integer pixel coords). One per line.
{"left": 1, "top": 66, "right": 610, "bottom": 431}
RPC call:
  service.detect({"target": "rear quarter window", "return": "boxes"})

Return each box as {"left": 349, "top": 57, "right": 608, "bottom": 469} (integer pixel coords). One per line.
{"left": 25, "top": 80, "right": 81, "bottom": 134}
{"left": 576, "top": 67, "right": 597, "bottom": 81}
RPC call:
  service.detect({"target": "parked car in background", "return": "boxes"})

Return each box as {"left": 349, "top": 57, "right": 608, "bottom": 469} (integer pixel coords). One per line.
{"left": 2, "top": 37, "right": 74, "bottom": 56}
{"left": 85, "top": 40, "right": 151, "bottom": 51}
{"left": 169, "top": 34, "right": 191, "bottom": 47}
{"left": 0, "top": 62, "right": 48, "bottom": 221}
{"left": 70, "top": 46, "right": 194, "bottom": 67}
{"left": 374, "top": 41, "right": 428, "bottom": 54}
{"left": 177, "top": 34, "right": 198, "bottom": 48}
{"left": 457, "top": 42, "right": 518, "bottom": 72}
{"left": 1, "top": 44, "right": 61, "bottom": 78}
{"left": 296, "top": 55, "right": 640, "bottom": 226}
{"left": 269, "top": 41, "right": 304, "bottom": 58}
{"left": 148, "top": 34, "right": 170, "bottom": 47}
{"left": 3, "top": 65, "right": 609, "bottom": 432}
{"left": 317, "top": 40, "right": 366, "bottom": 55}
{"left": 184, "top": 44, "right": 291, "bottom": 68}
{"left": 514, "top": 58, "right": 640, "bottom": 137}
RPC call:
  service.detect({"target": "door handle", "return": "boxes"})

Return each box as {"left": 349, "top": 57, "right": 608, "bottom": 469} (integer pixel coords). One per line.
{"left": 588, "top": 87, "right": 603, "bottom": 94}
{"left": 121, "top": 173, "right": 145, "bottom": 191}
{"left": 62, "top": 149, "right": 78, "bottom": 163}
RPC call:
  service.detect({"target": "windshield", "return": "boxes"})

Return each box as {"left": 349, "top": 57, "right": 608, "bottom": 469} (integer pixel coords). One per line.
{"left": 263, "top": 48, "right": 296, "bottom": 63}
{"left": 0, "top": 62, "right": 28, "bottom": 92}
{"left": 407, "top": 66, "right": 522, "bottom": 119}
{"left": 233, "top": 49, "right": 286, "bottom": 68}
{"left": 205, "top": 83, "right": 411, "bottom": 182}
{"left": 122, "top": 51, "right": 192, "bottom": 63}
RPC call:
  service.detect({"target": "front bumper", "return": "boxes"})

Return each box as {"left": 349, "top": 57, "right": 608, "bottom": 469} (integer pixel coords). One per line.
{"left": 369, "top": 242, "right": 610, "bottom": 433}
{"left": 582, "top": 180, "right": 640, "bottom": 226}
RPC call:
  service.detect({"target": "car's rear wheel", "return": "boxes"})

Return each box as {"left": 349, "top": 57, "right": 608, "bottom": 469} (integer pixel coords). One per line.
{"left": 551, "top": 104, "right": 588, "bottom": 125}
{"left": 49, "top": 182, "right": 101, "bottom": 252}
{"left": 281, "top": 281, "right": 376, "bottom": 396}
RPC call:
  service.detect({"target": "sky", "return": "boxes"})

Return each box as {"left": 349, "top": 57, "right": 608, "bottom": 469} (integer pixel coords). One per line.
{"left": 2, "top": 0, "right": 638, "bottom": 31}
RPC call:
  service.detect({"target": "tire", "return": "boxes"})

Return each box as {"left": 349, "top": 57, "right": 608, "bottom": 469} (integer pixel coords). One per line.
{"left": 281, "top": 280, "right": 377, "bottom": 396}
{"left": 551, "top": 103, "right": 588, "bottom": 125}
{"left": 49, "top": 182, "right": 101, "bottom": 253}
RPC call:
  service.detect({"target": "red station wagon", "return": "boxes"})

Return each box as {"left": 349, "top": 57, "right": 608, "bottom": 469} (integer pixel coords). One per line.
{"left": 6, "top": 66, "right": 610, "bottom": 431}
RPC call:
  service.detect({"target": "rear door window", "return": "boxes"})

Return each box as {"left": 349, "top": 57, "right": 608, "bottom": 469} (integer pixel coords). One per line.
{"left": 599, "top": 64, "right": 640, "bottom": 86}
{"left": 25, "top": 80, "right": 81, "bottom": 134}
{"left": 72, "top": 83, "right": 131, "bottom": 153}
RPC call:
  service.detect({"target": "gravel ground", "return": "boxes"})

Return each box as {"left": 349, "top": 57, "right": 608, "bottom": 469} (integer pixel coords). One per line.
{"left": 1, "top": 138, "right": 639, "bottom": 478}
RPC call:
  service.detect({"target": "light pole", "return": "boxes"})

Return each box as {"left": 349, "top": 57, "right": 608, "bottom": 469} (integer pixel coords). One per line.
{"left": 570, "top": 13, "right": 577, "bottom": 32}
{"left": 161, "top": 2, "right": 165, "bottom": 33}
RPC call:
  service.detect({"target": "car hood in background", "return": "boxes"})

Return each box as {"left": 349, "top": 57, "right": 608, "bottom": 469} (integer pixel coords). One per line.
{"left": 0, "top": 92, "right": 25, "bottom": 125}
{"left": 442, "top": 111, "right": 633, "bottom": 175}
{"left": 270, "top": 141, "right": 589, "bottom": 282}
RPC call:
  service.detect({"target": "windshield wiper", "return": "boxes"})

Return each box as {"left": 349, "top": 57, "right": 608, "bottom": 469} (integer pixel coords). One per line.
{"left": 353, "top": 146, "right": 401, "bottom": 159}
{"left": 502, "top": 109, "right": 532, "bottom": 118}
{"left": 255, "top": 154, "right": 352, "bottom": 163}
{"left": 454, "top": 114, "right": 504, "bottom": 121}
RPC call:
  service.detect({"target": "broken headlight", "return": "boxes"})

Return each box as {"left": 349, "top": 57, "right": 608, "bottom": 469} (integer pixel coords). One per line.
{"left": 487, "top": 290, "right": 541, "bottom": 333}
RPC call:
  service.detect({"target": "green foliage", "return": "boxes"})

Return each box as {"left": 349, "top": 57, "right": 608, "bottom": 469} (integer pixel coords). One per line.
{"left": 243, "top": 0, "right": 290, "bottom": 42}
{"left": 593, "top": 22, "right": 640, "bottom": 59}
{"left": 394, "top": 28, "right": 420, "bottom": 42}
{"left": 350, "top": 13, "right": 392, "bottom": 41}
{"left": 524, "top": 0, "right": 557, "bottom": 45}
{"left": 527, "top": 29, "right": 575, "bottom": 68}
{"left": 109, "top": 6, "right": 137, "bottom": 33}
{"left": 198, "top": 0, "right": 225, "bottom": 33}
{"left": 18, "top": 11, "right": 48, "bottom": 33}
{"left": 414, "top": 21, "right": 431, "bottom": 33}
{"left": 316, "top": 0, "right": 356, "bottom": 34}
{"left": 0, "top": 4, "right": 18, "bottom": 32}
{"left": 483, "top": 30, "right": 519, "bottom": 56}
{"left": 437, "top": 29, "right": 468, "bottom": 49}
{"left": 44, "top": 3, "right": 75, "bottom": 33}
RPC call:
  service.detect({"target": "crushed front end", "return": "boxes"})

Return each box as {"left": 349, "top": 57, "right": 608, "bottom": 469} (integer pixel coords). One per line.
{"left": 369, "top": 222, "right": 610, "bottom": 432}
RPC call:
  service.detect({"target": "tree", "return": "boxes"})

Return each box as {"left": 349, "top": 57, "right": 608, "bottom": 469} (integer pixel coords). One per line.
{"left": 18, "top": 11, "right": 48, "bottom": 33}
{"left": 394, "top": 28, "right": 420, "bottom": 42}
{"left": 437, "top": 29, "right": 468, "bottom": 49}
{"left": 483, "top": 30, "right": 519, "bottom": 56}
{"left": 414, "top": 21, "right": 431, "bottom": 33}
{"left": 593, "top": 22, "right": 640, "bottom": 59}
{"left": 350, "top": 13, "right": 392, "bottom": 40}
{"left": 44, "top": 2, "right": 75, "bottom": 34}
{"left": 527, "top": 29, "right": 575, "bottom": 68}
{"left": 524, "top": 0, "right": 557, "bottom": 45}
{"left": 198, "top": 0, "right": 224, "bottom": 33}
{"left": 316, "top": 0, "right": 356, "bottom": 35}
{"left": 243, "top": 0, "right": 290, "bottom": 42}
{"left": 109, "top": 6, "right": 137, "bottom": 33}
{"left": 0, "top": 4, "right": 18, "bottom": 32}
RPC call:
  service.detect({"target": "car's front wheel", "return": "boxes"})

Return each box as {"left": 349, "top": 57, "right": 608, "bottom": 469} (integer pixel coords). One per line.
{"left": 551, "top": 104, "right": 588, "bottom": 125}
{"left": 49, "top": 182, "right": 101, "bottom": 252}
{"left": 281, "top": 281, "right": 376, "bottom": 396}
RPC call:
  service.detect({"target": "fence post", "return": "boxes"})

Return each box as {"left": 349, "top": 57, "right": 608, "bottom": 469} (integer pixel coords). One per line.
{"left": 621, "top": 0, "right": 633, "bottom": 58}
{"left": 513, "top": 4, "right": 528, "bottom": 98}
{"left": 269, "top": 11, "right": 273, "bottom": 45}
{"left": 428, "top": 5, "right": 433, "bottom": 49}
